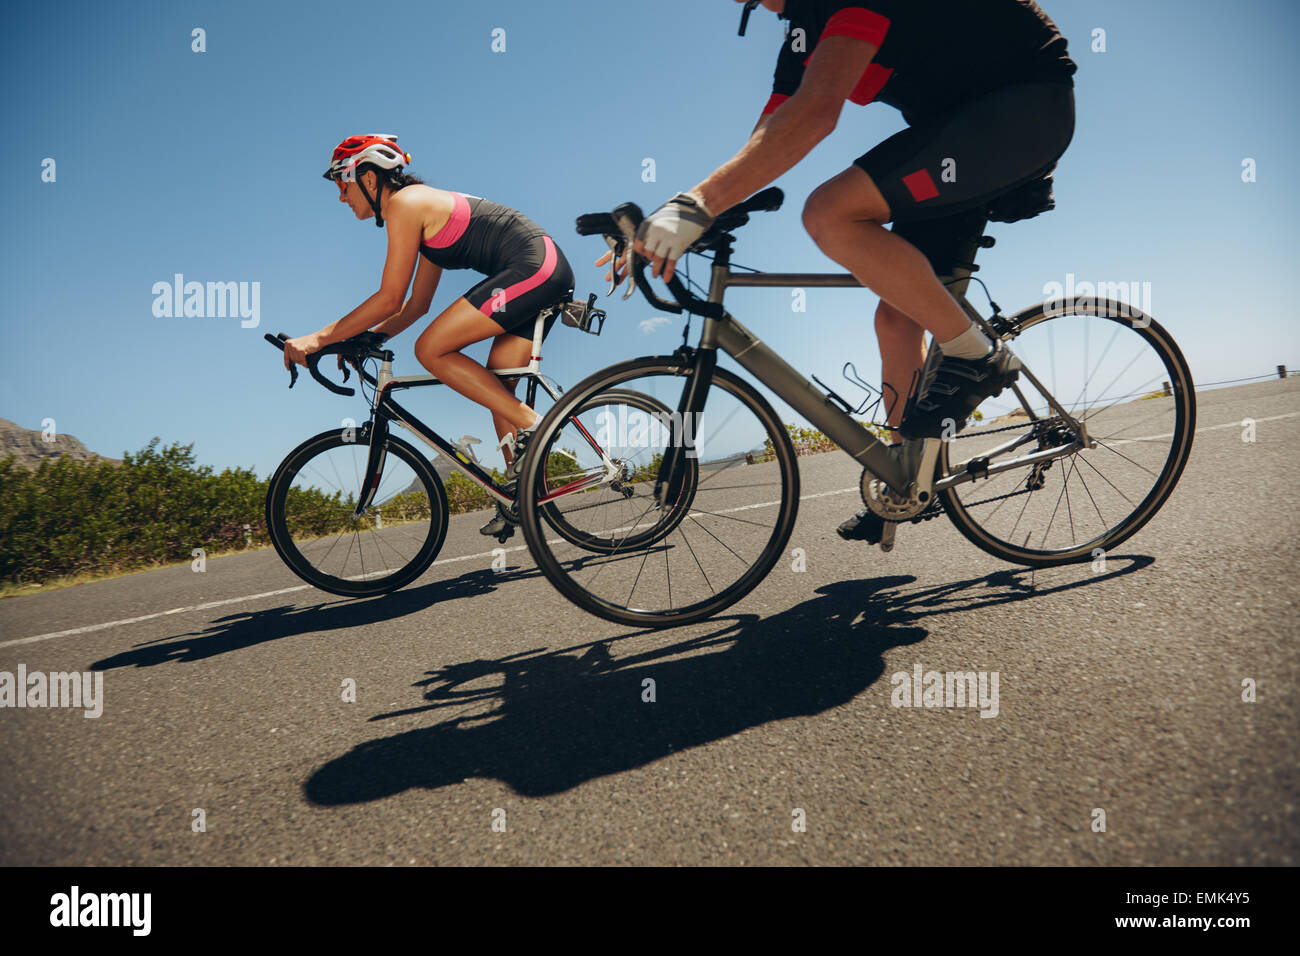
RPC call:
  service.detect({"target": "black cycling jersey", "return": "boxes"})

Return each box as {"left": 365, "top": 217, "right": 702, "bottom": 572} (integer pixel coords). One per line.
{"left": 766, "top": 0, "right": 1077, "bottom": 124}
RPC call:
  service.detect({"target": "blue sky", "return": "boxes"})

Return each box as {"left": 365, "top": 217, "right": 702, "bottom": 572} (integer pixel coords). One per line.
{"left": 3, "top": 0, "right": 1298, "bottom": 477}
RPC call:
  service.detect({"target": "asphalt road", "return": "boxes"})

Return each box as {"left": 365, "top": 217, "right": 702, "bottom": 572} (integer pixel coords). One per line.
{"left": 1, "top": 378, "right": 1296, "bottom": 865}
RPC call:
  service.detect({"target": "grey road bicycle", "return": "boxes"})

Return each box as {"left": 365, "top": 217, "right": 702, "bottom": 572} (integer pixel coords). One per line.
{"left": 517, "top": 184, "right": 1196, "bottom": 627}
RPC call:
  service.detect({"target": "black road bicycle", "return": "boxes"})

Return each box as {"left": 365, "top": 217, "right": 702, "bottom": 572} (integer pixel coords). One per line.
{"left": 516, "top": 184, "right": 1196, "bottom": 627}
{"left": 262, "top": 297, "right": 692, "bottom": 597}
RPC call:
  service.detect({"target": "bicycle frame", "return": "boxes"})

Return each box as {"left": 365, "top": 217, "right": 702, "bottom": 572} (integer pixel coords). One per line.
{"left": 670, "top": 230, "right": 1089, "bottom": 503}
{"left": 351, "top": 310, "right": 620, "bottom": 516}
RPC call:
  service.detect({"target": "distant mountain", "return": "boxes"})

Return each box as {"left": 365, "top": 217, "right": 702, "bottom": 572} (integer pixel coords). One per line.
{"left": 400, "top": 447, "right": 486, "bottom": 496}
{"left": 0, "top": 418, "right": 120, "bottom": 469}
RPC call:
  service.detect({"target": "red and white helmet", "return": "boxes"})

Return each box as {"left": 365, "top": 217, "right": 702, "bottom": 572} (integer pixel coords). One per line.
{"left": 322, "top": 134, "right": 411, "bottom": 181}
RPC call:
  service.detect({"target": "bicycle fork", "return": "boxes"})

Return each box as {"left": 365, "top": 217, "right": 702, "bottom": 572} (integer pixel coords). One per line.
{"left": 352, "top": 357, "right": 395, "bottom": 519}
{"left": 655, "top": 347, "right": 716, "bottom": 508}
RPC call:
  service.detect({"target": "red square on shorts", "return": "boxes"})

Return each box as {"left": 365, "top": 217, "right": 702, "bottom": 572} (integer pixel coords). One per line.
{"left": 902, "top": 169, "right": 940, "bottom": 202}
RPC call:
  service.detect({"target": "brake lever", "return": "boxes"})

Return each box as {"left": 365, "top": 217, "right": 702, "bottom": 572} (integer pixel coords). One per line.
{"left": 611, "top": 210, "right": 641, "bottom": 302}
{"left": 266, "top": 332, "right": 299, "bottom": 388}
{"left": 603, "top": 235, "right": 626, "bottom": 297}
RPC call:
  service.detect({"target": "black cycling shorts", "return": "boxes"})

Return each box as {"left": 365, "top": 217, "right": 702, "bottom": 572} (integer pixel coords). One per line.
{"left": 854, "top": 81, "right": 1075, "bottom": 277}
{"left": 463, "top": 234, "right": 576, "bottom": 339}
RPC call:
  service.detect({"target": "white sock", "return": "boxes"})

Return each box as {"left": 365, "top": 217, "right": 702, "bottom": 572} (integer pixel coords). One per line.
{"left": 938, "top": 323, "right": 993, "bottom": 360}
{"left": 517, "top": 413, "right": 541, "bottom": 435}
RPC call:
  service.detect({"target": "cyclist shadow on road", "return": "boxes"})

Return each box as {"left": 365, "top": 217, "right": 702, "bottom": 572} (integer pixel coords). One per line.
{"left": 86, "top": 562, "right": 548, "bottom": 671}
{"left": 304, "top": 555, "right": 1152, "bottom": 803}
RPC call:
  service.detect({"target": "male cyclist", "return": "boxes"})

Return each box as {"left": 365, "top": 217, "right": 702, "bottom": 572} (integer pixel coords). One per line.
{"left": 623, "top": 0, "right": 1076, "bottom": 539}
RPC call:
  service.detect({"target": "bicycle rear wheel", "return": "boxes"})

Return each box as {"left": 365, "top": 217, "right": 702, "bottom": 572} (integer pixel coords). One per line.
{"left": 266, "top": 428, "right": 449, "bottom": 596}
{"left": 938, "top": 299, "right": 1195, "bottom": 564}
{"left": 519, "top": 356, "right": 799, "bottom": 628}
{"left": 536, "top": 388, "right": 697, "bottom": 553}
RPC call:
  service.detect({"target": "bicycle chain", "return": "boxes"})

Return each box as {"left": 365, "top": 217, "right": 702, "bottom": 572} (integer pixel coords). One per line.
{"left": 905, "top": 418, "right": 1061, "bottom": 522}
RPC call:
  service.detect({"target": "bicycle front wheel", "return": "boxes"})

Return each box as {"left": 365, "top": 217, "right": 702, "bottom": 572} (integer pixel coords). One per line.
{"left": 519, "top": 356, "right": 800, "bottom": 628}
{"left": 266, "top": 428, "right": 449, "bottom": 596}
{"left": 938, "top": 299, "right": 1196, "bottom": 565}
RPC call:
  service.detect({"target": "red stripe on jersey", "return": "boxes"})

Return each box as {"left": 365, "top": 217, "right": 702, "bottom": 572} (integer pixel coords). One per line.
{"left": 849, "top": 63, "right": 893, "bottom": 105}
{"left": 902, "top": 169, "right": 940, "bottom": 202}
{"left": 762, "top": 93, "right": 790, "bottom": 116}
{"left": 821, "top": 8, "right": 890, "bottom": 49}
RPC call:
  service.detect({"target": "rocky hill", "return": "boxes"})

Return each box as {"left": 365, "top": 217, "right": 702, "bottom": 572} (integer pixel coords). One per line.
{"left": 0, "top": 418, "right": 120, "bottom": 469}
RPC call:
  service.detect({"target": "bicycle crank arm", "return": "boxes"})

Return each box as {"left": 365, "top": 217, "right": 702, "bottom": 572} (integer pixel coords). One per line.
{"left": 879, "top": 522, "right": 897, "bottom": 553}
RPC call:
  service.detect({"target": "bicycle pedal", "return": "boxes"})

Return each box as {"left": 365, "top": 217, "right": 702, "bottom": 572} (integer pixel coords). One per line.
{"left": 879, "top": 522, "right": 897, "bottom": 553}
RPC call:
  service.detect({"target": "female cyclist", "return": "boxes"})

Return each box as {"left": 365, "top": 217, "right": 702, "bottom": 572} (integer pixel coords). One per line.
{"left": 283, "top": 134, "right": 576, "bottom": 539}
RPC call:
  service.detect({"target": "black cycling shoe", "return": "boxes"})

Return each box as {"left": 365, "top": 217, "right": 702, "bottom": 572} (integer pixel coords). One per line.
{"left": 479, "top": 481, "right": 519, "bottom": 542}
{"left": 479, "top": 503, "right": 515, "bottom": 541}
{"left": 899, "top": 341, "right": 1021, "bottom": 440}
{"left": 837, "top": 509, "right": 885, "bottom": 544}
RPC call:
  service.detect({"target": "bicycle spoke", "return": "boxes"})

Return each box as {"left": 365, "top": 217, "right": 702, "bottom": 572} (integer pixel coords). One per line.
{"left": 673, "top": 519, "right": 715, "bottom": 596}
{"left": 269, "top": 432, "right": 444, "bottom": 595}
{"left": 946, "top": 305, "right": 1191, "bottom": 559}
{"left": 520, "top": 363, "right": 796, "bottom": 626}
{"left": 1074, "top": 451, "right": 1138, "bottom": 507}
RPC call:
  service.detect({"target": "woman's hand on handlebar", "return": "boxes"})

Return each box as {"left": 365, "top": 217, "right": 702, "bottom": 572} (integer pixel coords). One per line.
{"left": 283, "top": 332, "right": 324, "bottom": 370}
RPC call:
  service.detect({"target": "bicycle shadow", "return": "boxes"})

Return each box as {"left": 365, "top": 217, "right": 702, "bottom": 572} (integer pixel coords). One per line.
{"left": 302, "top": 554, "right": 1152, "bottom": 804}
{"left": 86, "top": 563, "right": 544, "bottom": 671}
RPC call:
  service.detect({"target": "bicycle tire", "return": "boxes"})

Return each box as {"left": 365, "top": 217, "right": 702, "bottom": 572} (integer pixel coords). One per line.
{"left": 266, "top": 427, "right": 449, "bottom": 596}
{"left": 938, "top": 299, "right": 1196, "bottom": 565}
{"left": 519, "top": 356, "right": 800, "bottom": 628}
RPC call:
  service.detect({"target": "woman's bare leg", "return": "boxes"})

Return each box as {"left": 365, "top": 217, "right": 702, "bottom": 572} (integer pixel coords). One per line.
{"left": 413, "top": 298, "right": 540, "bottom": 435}
{"left": 484, "top": 332, "right": 537, "bottom": 466}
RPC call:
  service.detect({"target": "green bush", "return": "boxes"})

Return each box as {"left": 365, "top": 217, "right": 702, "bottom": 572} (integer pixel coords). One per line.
{"left": 0, "top": 434, "right": 711, "bottom": 586}
{"left": 0, "top": 439, "right": 270, "bottom": 584}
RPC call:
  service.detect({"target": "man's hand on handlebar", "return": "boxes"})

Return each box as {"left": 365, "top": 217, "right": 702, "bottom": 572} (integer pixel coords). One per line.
{"left": 634, "top": 192, "right": 715, "bottom": 284}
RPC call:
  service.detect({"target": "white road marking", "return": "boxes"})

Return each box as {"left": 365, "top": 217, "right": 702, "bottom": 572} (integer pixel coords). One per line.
{"left": 0, "top": 586, "right": 311, "bottom": 650}
{"left": 3, "top": 411, "right": 1295, "bottom": 650}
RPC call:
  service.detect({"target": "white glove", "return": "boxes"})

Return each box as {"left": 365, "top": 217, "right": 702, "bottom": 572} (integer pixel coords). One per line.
{"left": 636, "top": 192, "right": 715, "bottom": 267}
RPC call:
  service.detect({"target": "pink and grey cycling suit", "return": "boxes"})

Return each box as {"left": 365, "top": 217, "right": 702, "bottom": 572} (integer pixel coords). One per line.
{"left": 419, "top": 193, "right": 575, "bottom": 338}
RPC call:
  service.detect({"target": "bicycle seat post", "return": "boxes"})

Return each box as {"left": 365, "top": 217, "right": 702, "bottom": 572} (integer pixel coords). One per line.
{"left": 527, "top": 307, "right": 547, "bottom": 371}
{"left": 940, "top": 218, "right": 991, "bottom": 299}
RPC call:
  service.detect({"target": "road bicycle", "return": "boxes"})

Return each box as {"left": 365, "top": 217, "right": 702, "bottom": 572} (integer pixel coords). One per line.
{"left": 516, "top": 183, "right": 1197, "bottom": 627}
{"left": 262, "top": 297, "right": 692, "bottom": 597}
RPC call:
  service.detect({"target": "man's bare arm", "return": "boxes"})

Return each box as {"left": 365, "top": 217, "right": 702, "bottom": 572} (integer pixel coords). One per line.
{"left": 691, "top": 35, "right": 878, "bottom": 215}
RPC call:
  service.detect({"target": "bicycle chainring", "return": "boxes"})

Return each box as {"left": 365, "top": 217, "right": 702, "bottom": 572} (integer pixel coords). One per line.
{"left": 861, "top": 472, "right": 929, "bottom": 521}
